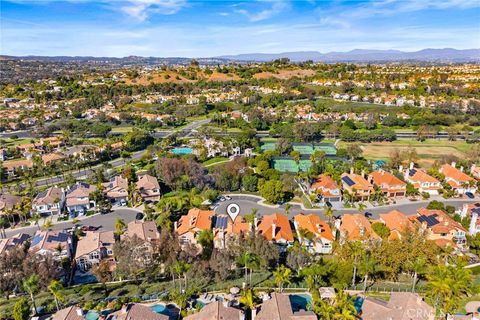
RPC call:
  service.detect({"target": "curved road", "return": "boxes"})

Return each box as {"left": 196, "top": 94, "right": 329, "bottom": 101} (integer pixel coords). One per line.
{"left": 214, "top": 195, "right": 479, "bottom": 220}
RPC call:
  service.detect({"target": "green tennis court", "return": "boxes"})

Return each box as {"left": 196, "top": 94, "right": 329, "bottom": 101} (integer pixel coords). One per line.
{"left": 313, "top": 143, "right": 337, "bottom": 156}
{"left": 272, "top": 158, "right": 313, "bottom": 172}
{"left": 293, "top": 145, "right": 314, "bottom": 154}
{"left": 260, "top": 142, "right": 276, "bottom": 152}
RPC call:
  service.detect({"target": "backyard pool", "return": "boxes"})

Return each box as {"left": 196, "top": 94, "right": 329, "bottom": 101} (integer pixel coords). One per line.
{"left": 172, "top": 148, "right": 193, "bottom": 154}
{"left": 354, "top": 297, "right": 364, "bottom": 313}
{"left": 151, "top": 303, "right": 179, "bottom": 319}
{"left": 289, "top": 294, "right": 312, "bottom": 312}
{"left": 73, "top": 274, "right": 97, "bottom": 285}
{"left": 85, "top": 311, "right": 99, "bottom": 320}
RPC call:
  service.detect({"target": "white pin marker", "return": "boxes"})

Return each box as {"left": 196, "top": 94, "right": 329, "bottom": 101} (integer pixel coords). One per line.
{"left": 226, "top": 203, "right": 240, "bottom": 222}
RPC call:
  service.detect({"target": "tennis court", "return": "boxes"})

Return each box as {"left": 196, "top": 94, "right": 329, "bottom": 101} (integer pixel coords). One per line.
{"left": 260, "top": 142, "right": 276, "bottom": 152}
{"left": 313, "top": 143, "right": 337, "bottom": 156}
{"left": 272, "top": 157, "right": 313, "bottom": 172}
{"left": 293, "top": 144, "right": 314, "bottom": 154}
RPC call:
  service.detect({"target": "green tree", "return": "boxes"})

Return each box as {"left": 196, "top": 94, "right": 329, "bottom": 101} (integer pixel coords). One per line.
{"left": 12, "top": 297, "right": 30, "bottom": 320}
{"left": 371, "top": 222, "right": 391, "bottom": 239}
{"left": 22, "top": 274, "right": 39, "bottom": 315}
{"left": 259, "top": 180, "right": 285, "bottom": 204}
{"left": 273, "top": 265, "right": 292, "bottom": 292}
{"left": 48, "top": 279, "right": 64, "bottom": 311}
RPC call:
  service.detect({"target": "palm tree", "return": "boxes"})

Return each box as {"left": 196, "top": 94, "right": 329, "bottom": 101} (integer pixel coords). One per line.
{"left": 324, "top": 206, "right": 334, "bottom": 227}
{"left": 23, "top": 274, "right": 39, "bottom": 315}
{"left": 239, "top": 288, "right": 256, "bottom": 314}
{"left": 237, "top": 252, "right": 259, "bottom": 284}
{"left": 244, "top": 208, "right": 257, "bottom": 229}
{"left": 43, "top": 218, "right": 53, "bottom": 230}
{"left": 114, "top": 217, "right": 126, "bottom": 236}
{"left": 48, "top": 280, "right": 64, "bottom": 311}
{"left": 407, "top": 257, "right": 427, "bottom": 293}
{"left": 284, "top": 202, "right": 291, "bottom": 216}
{"left": 358, "top": 255, "right": 377, "bottom": 292}
{"left": 333, "top": 290, "right": 357, "bottom": 320}
{"left": 272, "top": 265, "right": 292, "bottom": 293}
{"left": 32, "top": 213, "right": 40, "bottom": 230}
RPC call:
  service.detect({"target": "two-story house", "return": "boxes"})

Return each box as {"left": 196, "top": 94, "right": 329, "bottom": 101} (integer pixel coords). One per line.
{"left": 75, "top": 231, "right": 115, "bottom": 271}
{"left": 103, "top": 175, "right": 128, "bottom": 206}
{"left": 293, "top": 213, "right": 334, "bottom": 254}
{"left": 341, "top": 171, "right": 373, "bottom": 201}
{"left": 339, "top": 214, "right": 380, "bottom": 242}
{"left": 175, "top": 208, "right": 214, "bottom": 250}
{"left": 135, "top": 174, "right": 161, "bottom": 203}
{"left": 309, "top": 174, "right": 342, "bottom": 203}
{"left": 212, "top": 215, "right": 251, "bottom": 250}
{"left": 65, "top": 182, "right": 97, "bottom": 216}
{"left": 368, "top": 169, "right": 407, "bottom": 198}
{"left": 439, "top": 162, "right": 477, "bottom": 195}
{"left": 378, "top": 210, "right": 415, "bottom": 240}
{"left": 403, "top": 164, "right": 441, "bottom": 195}
{"left": 256, "top": 213, "right": 294, "bottom": 248}
{"left": 29, "top": 230, "right": 72, "bottom": 259}
{"left": 458, "top": 203, "right": 480, "bottom": 235}
{"left": 414, "top": 208, "right": 467, "bottom": 248}
{"left": 32, "top": 186, "right": 65, "bottom": 216}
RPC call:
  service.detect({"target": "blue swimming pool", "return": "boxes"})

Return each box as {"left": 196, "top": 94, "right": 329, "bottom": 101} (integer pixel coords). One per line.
{"left": 73, "top": 274, "right": 97, "bottom": 285}
{"left": 85, "top": 311, "right": 99, "bottom": 320}
{"left": 289, "top": 294, "right": 312, "bottom": 311}
{"left": 172, "top": 148, "right": 193, "bottom": 154}
{"left": 151, "top": 304, "right": 167, "bottom": 313}
{"left": 354, "top": 297, "right": 364, "bottom": 313}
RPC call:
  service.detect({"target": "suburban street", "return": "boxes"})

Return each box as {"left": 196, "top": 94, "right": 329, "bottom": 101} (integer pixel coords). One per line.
{"left": 3, "top": 207, "right": 140, "bottom": 238}
{"left": 214, "top": 194, "right": 479, "bottom": 220}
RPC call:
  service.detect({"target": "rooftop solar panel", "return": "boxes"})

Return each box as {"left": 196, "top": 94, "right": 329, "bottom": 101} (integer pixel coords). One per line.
{"left": 214, "top": 216, "right": 228, "bottom": 229}
{"left": 409, "top": 169, "right": 417, "bottom": 176}
{"left": 342, "top": 176, "right": 355, "bottom": 187}
{"left": 31, "top": 234, "right": 43, "bottom": 247}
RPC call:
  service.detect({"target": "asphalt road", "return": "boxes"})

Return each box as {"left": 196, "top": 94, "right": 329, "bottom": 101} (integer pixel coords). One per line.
{"left": 3, "top": 207, "right": 140, "bottom": 238}
{"left": 214, "top": 195, "right": 479, "bottom": 221}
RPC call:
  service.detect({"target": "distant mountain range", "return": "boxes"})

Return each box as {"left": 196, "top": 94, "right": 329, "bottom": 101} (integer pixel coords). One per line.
{"left": 1, "top": 48, "right": 479, "bottom": 64}
{"left": 218, "top": 48, "right": 480, "bottom": 63}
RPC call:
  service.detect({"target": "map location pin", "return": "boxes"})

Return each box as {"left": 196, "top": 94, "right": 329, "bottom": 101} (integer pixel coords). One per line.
{"left": 226, "top": 203, "right": 240, "bottom": 222}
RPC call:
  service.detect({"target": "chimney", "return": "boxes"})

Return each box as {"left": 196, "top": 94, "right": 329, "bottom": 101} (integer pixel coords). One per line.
{"left": 254, "top": 217, "right": 258, "bottom": 231}
{"left": 451, "top": 161, "right": 456, "bottom": 168}
{"left": 460, "top": 204, "right": 469, "bottom": 218}
{"left": 409, "top": 162, "right": 414, "bottom": 170}
{"left": 469, "top": 212, "right": 478, "bottom": 235}
{"left": 174, "top": 221, "right": 178, "bottom": 232}
{"left": 251, "top": 307, "right": 257, "bottom": 320}
{"left": 460, "top": 166, "right": 464, "bottom": 172}
{"left": 399, "top": 165, "right": 403, "bottom": 173}
{"left": 271, "top": 223, "right": 276, "bottom": 240}
{"left": 361, "top": 170, "right": 365, "bottom": 178}
{"left": 76, "top": 306, "right": 84, "bottom": 316}
{"left": 350, "top": 167, "right": 354, "bottom": 174}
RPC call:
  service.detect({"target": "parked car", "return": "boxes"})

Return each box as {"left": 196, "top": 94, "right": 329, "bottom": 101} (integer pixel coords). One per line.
{"left": 219, "top": 196, "right": 226, "bottom": 202}
{"left": 225, "top": 195, "right": 232, "bottom": 200}
{"left": 81, "top": 225, "right": 99, "bottom": 232}
{"left": 364, "top": 212, "right": 373, "bottom": 218}
{"left": 465, "top": 192, "right": 475, "bottom": 199}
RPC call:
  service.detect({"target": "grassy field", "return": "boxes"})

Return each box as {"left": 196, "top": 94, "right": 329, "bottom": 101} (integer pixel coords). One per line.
{"left": 111, "top": 126, "right": 134, "bottom": 133}
{"left": 340, "top": 139, "right": 470, "bottom": 167}
{"left": 0, "top": 137, "right": 35, "bottom": 147}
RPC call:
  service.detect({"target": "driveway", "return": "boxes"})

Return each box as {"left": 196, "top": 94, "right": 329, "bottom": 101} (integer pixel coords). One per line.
{"left": 3, "top": 207, "right": 140, "bottom": 238}
{"left": 214, "top": 194, "right": 478, "bottom": 220}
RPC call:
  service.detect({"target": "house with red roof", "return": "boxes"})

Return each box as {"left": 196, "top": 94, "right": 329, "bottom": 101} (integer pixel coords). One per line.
{"left": 403, "top": 163, "right": 441, "bottom": 195}
{"left": 175, "top": 208, "right": 214, "bottom": 249}
{"left": 378, "top": 210, "right": 415, "bottom": 240}
{"left": 439, "top": 162, "right": 477, "bottom": 195}
{"left": 256, "top": 213, "right": 294, "bottom": 247}
{"left": 339, "top": 214, "right": 380, "bottom": 242}
{"left": 309, "top": 174, "right": 342, "bottom": 203}
{"left": 212, "top": 215, "right": 251, "bottom": 249}
{"left": 293, "top": 214, "right": 334, "bottom": 253}
{"left": 414, "top": 208, "right": 467, "bottom": 248}
{"left": 341, "top": 171, "right": 373, "bottom": 201}
{"left": 368, "top": 169, "right": 407, "bottom": 198}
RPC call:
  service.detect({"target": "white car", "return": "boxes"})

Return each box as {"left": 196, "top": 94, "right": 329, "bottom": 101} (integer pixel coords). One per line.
{"left": 225, "top": 195, "right": 232, "bottom": 200}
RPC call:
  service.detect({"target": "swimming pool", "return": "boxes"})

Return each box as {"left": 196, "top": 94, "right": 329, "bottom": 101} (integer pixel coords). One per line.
{"left": 151, "top": 304, "right": 167, "bottom": 313}
{"left": 171, "top": 148, "right": 193, "bottom": 154}
{"left": 85, "top": 311, "right": 99, "bottom": 320}
{"left": 354, "top": 297, "right": 364, "bottom": 313}
{"left": 289, "top": 294, "right": 312, "bottom": 311}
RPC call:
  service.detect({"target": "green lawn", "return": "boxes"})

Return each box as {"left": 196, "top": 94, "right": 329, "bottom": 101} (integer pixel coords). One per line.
{"left": 111, "top": 126, "right": 134, "bottom": 133}
{"left": 0, "top": 138, "right": 35, "bottom": 147}
{"left": 203, "top": 156, "right": 229, "bottom": 166}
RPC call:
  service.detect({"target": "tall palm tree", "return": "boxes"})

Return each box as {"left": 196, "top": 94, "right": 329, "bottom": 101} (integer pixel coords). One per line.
{"left": 239, "top": 288, "right": 256, "bottom": 314}
{"left": 48, "top": 280, "right": 64, "bottom": 311}
{"left": 407, "top": 257, "right": 427, "bottom": 293}
{"left": 358, "top": 255, "right": 377, "bottom": 292}
{"left": 272, "top": 265, "right": 292, "bottom": 293}
{"left": 237, "top": 252, "right": 259, "bottom": 284}
{"left": 23, "top": 274, "right": 39, "bottom": 315}
{"left": 114, "top": 217, "right": 126, "bottom": 236}
{"left": 324, "top": 206, "right": 334, "bottom": 227}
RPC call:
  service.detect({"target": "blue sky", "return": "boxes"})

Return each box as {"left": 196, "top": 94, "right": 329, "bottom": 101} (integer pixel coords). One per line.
{"left": 1, "top": 0, "right": 479, "bottom": 57}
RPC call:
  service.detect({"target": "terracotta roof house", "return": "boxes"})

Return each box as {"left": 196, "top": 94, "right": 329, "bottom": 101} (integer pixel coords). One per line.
{"left": 125, "top": 220, "right": 160, "bottom": 243}
{"left": 32, "top": 186, "right": 65, "bottom": 216}
{"left": 403, "top": 163, "right": 441, "bottom": 195}
{"left": 212, "top": 215, "right": 251, "bottom": 249}
{"left": 439, "top": 162, "right": 477, "bottom": 195}
{"left": 378, "top": 210, "right": 415, "bottom": 240}
{"left": 175, "top": 208, "right": 214, "bottom": 248}
{"left": 255, "top": 293, "right": 317, "bottom": 320}
{"left": 339, "top": 214, "right": 380, "bottom": 241}
{"left": 2, "top": 159, "right": 33, "bottom": 177}
{"left": 415, "top": 208, "right": 467, "bottom": 248}
{"left": 459, "top": 202, "right": 480, "bottom": 235}
{"left": 294, "top": 213, "right": 334, "bottom": 254}
{"left": 52, "top": 305, "right": 86, "bottom": 320}
{"left": 75, "top": 231, "right": 115, "bottom": 271}
{"left": 341, "top": 172, "right": 373, "bottom": 201}
{"left": 360, "top": 292, "right": 434, "bottom": 320}
{"left": 256, "top": 213, "right": 294, "bottom": 247}
{"left": 368, "top": 169, "right": 407, "bottom": 198}
{"left": 309, "top": 174, "right": 342, "bottom": 203}
{"left": 103, "top": 175, "right": 128, "bottom": 205}
{"left": 0, "top": 233, "right": 29, "bottom": 255}
{"left": 136, "top": 174, "right": 161, "bottom": 203}
{"left": 29, "top": 230, "right": 72, "bottom": 259}
{"left": 41, "top": 152, "right": 65, "bottom": 165}
{"left": 184, "top": 301, "right": 244, "bottom": 320}
{"left": 106, "top": 303, "right": 168, "bottom": 320}
{"left": 65, "top": 182, "right": 96, "bottom": 216}
{"left": 0, "top": 193, "right": 21, "bottom": 216}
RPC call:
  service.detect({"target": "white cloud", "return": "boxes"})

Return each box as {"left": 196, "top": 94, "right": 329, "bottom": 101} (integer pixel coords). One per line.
{"left": 120, "top": 0, "right": 187, "bottom": 21}
{"left": 236, "top": 0, "right": 289, "bottom": 22}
